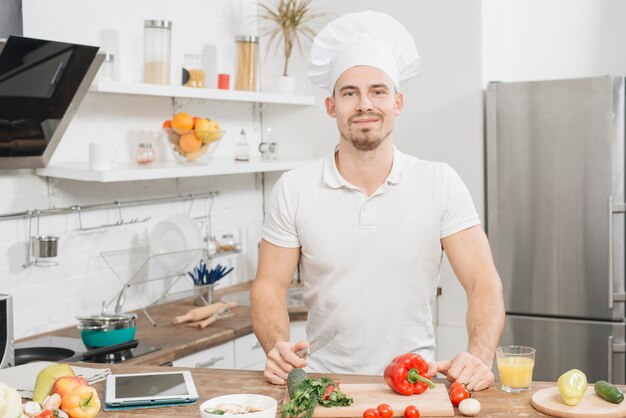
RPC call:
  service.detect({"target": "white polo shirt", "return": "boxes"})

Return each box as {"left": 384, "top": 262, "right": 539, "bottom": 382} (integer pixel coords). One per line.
{"left": 262, "top": 146, "right": 480, "bottom": 375}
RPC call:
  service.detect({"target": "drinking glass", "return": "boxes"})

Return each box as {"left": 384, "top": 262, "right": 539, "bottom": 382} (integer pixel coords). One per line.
{"left": 496, "top": 346, "right": 535, "bottom": 392}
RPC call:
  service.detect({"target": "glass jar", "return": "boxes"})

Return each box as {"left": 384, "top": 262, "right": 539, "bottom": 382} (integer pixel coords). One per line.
{"left": 144, "top": 20, "right": 172, "bottom": 85}
{"left": 134, "top": 143, "right": 155, "bottom": 165}
{"left": 219, "top": 234, "right": 236, "bottom": 252}
{"left": 234, "top": 35, "right": 258, "bottom": 91}
{"left": 100, "top": 53, "right": 115, "bottom": 82}
{"left": 235, "top": 129, "right": 250, "bottom": 162}
{"left": 182, "top": 53, "right": 205, "bottom": 87}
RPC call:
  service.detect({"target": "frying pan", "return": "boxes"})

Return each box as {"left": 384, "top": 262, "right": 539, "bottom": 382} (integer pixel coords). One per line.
{"left": 14, "top": 339, "right": 139, "bottom": 365}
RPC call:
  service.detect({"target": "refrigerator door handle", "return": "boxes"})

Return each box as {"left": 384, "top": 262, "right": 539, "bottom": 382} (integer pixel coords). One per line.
{"left": 609, "top": 198, "right": 626, "bottom": 309}
{"left": 608, "top": 335, "right": 626, "bottom": 383}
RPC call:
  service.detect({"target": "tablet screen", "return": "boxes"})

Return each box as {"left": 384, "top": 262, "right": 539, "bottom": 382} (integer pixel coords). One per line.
{"left": 115, "top": 373, "right": 190, "bottom": 398}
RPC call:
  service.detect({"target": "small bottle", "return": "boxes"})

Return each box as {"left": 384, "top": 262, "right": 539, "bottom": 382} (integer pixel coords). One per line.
{"left": 134, "top": 143, "right": 155, "bottom": 165}
{"left": 100, "top": 53, "right": 115, "bottom": 82}
{"left": 235, "top": 129, "right": 250, "bottom": 162}
{"left": 206, "top": 235, "right": 219, "bottom": 257}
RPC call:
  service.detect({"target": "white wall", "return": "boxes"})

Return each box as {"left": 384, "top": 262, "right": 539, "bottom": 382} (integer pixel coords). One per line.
{"left": 483, "top": 0, "right": 626, "bottom": 83}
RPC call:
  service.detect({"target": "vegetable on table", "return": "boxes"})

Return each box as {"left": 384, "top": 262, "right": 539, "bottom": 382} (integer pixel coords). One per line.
{"left": 60, "top": 385, "right": 101, "bottom": 418}
{"left": 449, "top": 383, "right": 470, "bottom": 407}
{"left": 557, "top": 369, "right": 588, "bottom": 406}
{"left": 458, "top": 398, "right": 481, "bottom": 416}
{"left": 287, "top": 368, "right": 309, "bottom": 399}
{"left": 0, "top": 381, "right": 23, "bottom": 418}
{"left": 594, "top": 380, "right": 624, "bottom": 404}
{"left": 384, "top": 353, "right": 435, "bottom": 395}
{"left": 403, "top": 405, "right": 420, "bottom": 418}
{"left": 376, "top": 403, "right": 393, "bottom": 418}
{"left": 282, "top": 373, "right": 353, "bottom": 418}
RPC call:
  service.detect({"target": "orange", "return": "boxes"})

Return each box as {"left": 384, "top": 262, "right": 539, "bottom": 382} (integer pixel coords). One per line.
{"left": 162, "top": 119, "right": 172, "bottom": 129}
{"left": 172, "top": 112, "right": 194, "bottom": 135}
{"left": 192, "top": 116, "right": 202, "bottom": 129}
{"left": 179, "top": 133, "right": 202, "bottom": 153}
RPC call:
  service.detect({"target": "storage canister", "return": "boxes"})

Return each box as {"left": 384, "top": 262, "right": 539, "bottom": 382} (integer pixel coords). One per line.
{"left": 144, "top": 20, "right": 172, "bottom": 85}
{"left": 234, "top": 35, "right": 258, "bottom": 91}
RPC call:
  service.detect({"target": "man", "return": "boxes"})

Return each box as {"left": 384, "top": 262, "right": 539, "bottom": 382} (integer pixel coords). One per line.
{"left": 250, "top": 10, "right": 505, "bottom": 391}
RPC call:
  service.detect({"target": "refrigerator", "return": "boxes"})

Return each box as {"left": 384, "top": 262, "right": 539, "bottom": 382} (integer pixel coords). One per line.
{"left": 486, "top": 75, "right": 626, "bottom": 383}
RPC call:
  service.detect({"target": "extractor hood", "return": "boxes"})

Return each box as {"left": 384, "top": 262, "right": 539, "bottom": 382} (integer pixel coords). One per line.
{"left": 0, "top": 36, "right": 103, "bottom": 169}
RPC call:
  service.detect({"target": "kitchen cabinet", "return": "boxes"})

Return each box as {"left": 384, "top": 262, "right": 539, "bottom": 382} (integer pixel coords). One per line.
{"left": 172, "top": 340, "right": 235, "bottom": 369}
{"left": 234, "top": 332, "right": 265, "bottom": 370}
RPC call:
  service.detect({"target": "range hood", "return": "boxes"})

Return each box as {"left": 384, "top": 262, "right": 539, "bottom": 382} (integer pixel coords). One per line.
{"left": 0, "top": 36, "right": 103, "bottom": 169}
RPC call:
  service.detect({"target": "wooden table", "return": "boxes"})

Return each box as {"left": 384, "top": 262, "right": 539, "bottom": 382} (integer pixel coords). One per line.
{"left": 88, "top": 363, "right": 555, "bottom": 417}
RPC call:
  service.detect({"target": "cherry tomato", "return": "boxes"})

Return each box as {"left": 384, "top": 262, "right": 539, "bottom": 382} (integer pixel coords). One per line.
{"left": 377, "top": 403, "right": 393, "bottom": 418}
{"left": 363, "top": 408, "right": 382, "bottom": 418}
{"left": 449, "top": 382, "right": 465, "bottom": 393}
{"left": 36, "top": 411, "right": 54, "bottom": 418}
{"left": 404, "top": 405, "right": 420, "bottom": 418}
{"left": 450, "top": 385, "right": 470, "bottom": 407}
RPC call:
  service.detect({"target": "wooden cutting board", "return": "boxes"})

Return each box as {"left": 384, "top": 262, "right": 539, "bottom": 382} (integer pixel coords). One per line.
{"left": 283, "top": 383, "right": 454, "bottom": 417}
{"left": 532, "top": 386, "right": 626, "bottom": 417}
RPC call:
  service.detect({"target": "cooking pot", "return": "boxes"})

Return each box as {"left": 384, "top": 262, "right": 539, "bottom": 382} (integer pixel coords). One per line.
{"left": 76, "top": 313, "right": 136, "bottom": 349}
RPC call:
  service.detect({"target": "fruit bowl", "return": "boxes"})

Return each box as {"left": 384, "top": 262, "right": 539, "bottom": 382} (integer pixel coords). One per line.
{"left": 163, "top": 128, "right": 225, "bottom": 163}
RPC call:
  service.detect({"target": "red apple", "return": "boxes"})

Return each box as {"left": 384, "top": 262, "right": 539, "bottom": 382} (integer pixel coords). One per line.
{"left": 51, "top": 375, "right": 88, "bottom": 397}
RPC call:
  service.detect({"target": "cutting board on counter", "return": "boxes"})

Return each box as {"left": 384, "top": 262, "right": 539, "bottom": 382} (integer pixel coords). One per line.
{"left": 532, "top": 386, "right": 626, "bottom": 417}
{"left": 283, "top": 383, "right": 454, "bottom": 417}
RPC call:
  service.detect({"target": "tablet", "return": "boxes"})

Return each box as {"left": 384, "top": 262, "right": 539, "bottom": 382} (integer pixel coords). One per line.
{"left": 104, "top": 371, "right": 198, "bottom": 407}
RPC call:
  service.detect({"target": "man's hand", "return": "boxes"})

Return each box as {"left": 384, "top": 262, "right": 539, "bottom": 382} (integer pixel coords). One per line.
{"left": 264, "top": 340, "right": 309, "bottom": 385}
{"left": 428, "top": 352, "right": 495, "bottom": 391}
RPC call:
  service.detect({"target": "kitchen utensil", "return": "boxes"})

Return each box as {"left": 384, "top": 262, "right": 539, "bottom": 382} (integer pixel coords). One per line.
{"left": 283, "top": 383, "right": 453, "bottom": 417}
{"left": 185, "top": 301, "right": 237, "bottom": 329}
{"left": 0, "top": 294, "right": 13, "bottom": 368}
{"left": 76, "top": 313, "right": 137, "bottom": 348}
{"left": 30, "top": 236, "right": 59, "bottom": 258}
{"left": 172, "top": 301, "right": 234, "bottom": 325}
{"left": 532, "top": 385, "right": 626, "bottom": 417}
{"left": 200, "top": 393, "right": 276, "bottom": 418}
{"left": 296, "top": 330, "right": 338, "bottom": 358}
{"left": 150, "top": 214, "right": 203, "bottom": 273}
{"left": 14, "top": 340, "right": 139, "bottom": 365}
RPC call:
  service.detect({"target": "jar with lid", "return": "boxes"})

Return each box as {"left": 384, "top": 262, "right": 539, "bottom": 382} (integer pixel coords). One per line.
{"left": 182, "top": 53, "right": 205, "bottom": 87}
{"left": 99, "top": 53, "right": 115, "bottom": 83}
{"left": 219, "top": 234, "right": 237, "bottom": 252}
{"left": 144, "top": 20, "right": 172, "bottom": 85}
{"left": 234, "top": 35, "right": 258, "bottom": 91}
{"left": 134, "top": 143, "right": 155, "bottom": 165}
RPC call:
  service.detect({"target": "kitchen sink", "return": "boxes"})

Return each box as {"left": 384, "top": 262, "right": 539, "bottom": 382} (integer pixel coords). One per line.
{"left": 221, "top": 287, "right": 303, "bottom": 307}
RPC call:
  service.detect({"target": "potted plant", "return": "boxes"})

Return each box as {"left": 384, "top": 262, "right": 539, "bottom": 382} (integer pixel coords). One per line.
{"left": 258, "top": 0, "right": 325, "bottom": 94}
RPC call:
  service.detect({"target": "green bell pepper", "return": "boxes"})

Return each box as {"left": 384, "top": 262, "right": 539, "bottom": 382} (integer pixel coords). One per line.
{"left": 557, "top": 369, "right": 588, "bottom": 406}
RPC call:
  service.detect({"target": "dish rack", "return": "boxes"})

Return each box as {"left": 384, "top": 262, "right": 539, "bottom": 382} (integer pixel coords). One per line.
{"left": 100, "top": 245, "right": 240, "bottom": 326}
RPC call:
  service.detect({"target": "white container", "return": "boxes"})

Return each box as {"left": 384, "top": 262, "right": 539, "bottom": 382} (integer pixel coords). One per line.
{"left": 144, "top": 20, "right": 172, "bottom": 85}
{"left": 200, "top": 394, "right": 277, "bottom": 418}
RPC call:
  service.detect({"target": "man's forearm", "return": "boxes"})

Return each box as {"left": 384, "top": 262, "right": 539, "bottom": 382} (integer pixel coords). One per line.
{"left": 466, "top": 276, "right": 505, "bottom": 367}
{"left": 250, "top": 280, "right": 292, "bottom": 353}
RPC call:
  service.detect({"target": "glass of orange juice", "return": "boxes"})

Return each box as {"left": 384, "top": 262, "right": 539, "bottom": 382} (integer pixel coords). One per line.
{"left": 496, "top": 346, "right": 535, "bottom": 392}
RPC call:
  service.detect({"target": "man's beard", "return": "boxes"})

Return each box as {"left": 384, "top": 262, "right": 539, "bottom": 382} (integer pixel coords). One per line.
{"left": 340, "top": 114, "right": 392, "bottom": 152}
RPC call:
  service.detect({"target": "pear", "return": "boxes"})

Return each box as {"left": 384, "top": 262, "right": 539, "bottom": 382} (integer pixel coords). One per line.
{"left": 33, "top": 363, "right": 74, "bottom": 403}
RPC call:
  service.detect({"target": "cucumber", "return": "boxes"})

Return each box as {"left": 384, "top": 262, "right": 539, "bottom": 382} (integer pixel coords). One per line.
{"left": 287, "top": 368, "right": 309, "bottom": 399}
{"left": 594, "top": 380, "right": 624, "bottom": 404}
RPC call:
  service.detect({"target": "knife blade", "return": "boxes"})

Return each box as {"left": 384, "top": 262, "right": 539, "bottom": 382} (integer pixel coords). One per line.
{"left": 296, "top": 329, "right": 339, "bottom": 358}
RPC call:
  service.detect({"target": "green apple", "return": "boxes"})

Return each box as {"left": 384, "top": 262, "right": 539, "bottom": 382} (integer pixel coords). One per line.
{"left": 33, "top": 363, "right": 75, "bottom": 403}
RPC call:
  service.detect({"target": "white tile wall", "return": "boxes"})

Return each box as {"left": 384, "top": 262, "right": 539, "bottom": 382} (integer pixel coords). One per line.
{"left": 2, "top": 174, "right": 265, "bottom": 339}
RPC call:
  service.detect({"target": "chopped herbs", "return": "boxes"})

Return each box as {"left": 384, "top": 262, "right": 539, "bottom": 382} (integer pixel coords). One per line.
{"left": 282, "top": 376, "right": 353, "bottom": 418}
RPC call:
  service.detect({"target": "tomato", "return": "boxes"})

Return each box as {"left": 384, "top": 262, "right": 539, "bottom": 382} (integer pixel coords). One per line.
{"left": 363, "top": 408, "right": 382, "bottom": 418}
{"left": 323, "top": 384, "right": 335, "bottom": 400}
{"left": 449, "top": 382, "right": 465, "bottom": 393}
{"left": 450, "top": 385, "right": 470, "bottom": 407}
{"left": 36, "top": 411, "right": 54, "bottom": 418}
{"left": 404, "top": 405, "right": 420, "bottom": 418}
{"left": 377, "top": 403, "right": 393, "bottom": 418}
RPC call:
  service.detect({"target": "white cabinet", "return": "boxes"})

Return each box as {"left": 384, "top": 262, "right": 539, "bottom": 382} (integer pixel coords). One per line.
{"left": 234, "top": 332, "right": 266, "bottom": 370}
{"left": 172, "top": 340, "right": 235, "bottom": 369}
{"left": 290, "top": 320, "right": 306, "bottom": 343}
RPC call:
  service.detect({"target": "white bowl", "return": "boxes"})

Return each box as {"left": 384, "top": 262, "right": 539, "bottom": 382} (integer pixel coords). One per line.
{"left": 150, "top": 214, "right": 203, "bottom": 273}
{"left": 199, "top": 394, "right": 277, "bottom": 418}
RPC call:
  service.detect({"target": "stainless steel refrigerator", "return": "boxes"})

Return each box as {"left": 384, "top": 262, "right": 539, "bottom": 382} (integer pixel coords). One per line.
{"left": 486, "top": 76, "right": 626, "bottom": 383}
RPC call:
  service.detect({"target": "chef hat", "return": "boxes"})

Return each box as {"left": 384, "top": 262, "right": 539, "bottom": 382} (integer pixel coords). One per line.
{"left": 307, "top": 10, "right": 420, "bottom": 93}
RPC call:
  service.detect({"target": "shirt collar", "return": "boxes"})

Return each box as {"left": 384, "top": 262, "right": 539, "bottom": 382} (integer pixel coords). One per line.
{"left": 323, "top": 145, "right": 406, "bottom": 189}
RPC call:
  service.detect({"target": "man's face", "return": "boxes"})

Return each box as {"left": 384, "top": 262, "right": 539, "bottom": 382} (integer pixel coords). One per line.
{"left": 325, "top": 66, "right": 403, "bottom": 152}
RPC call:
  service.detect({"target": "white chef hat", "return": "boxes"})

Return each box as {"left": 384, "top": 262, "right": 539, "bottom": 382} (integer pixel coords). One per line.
{"left": 307, "top": 10, "right": 420, "bottom": 93}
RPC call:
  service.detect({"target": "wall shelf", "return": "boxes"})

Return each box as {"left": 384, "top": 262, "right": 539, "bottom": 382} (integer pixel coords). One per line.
{"left": 91, "top": 81, "right": 315, "bottom": 106}
{"left": 36, "top": 157, "right": 311, "bottom": 182}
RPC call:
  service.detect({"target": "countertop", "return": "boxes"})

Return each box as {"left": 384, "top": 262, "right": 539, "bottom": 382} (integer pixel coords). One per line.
{"left": 83, "top": 363, "right": 554, "bottom": 417}
{"left": 21, "top": 281, "right": 306, "bottom": 366}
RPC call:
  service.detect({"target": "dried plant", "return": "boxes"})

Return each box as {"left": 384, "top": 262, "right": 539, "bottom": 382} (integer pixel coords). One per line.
{"left": 258, "top": 0, "right": 326, "bottom": 76}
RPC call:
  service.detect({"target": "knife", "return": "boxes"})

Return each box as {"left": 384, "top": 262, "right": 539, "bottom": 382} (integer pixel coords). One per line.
{"left": 296, "top": 330, "right": 339, "bottom": 358}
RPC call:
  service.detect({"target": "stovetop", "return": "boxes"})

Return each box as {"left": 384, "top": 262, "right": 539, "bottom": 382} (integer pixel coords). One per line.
{"left": 15, "top": 335, "right": 160, "bottom": 364}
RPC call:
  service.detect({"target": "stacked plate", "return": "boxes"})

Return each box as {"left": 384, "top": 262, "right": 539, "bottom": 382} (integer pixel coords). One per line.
{"left": 149, "top": 214, "right": 203, "bottom": 273}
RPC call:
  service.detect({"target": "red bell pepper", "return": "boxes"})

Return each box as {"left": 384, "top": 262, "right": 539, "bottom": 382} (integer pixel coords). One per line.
{"left": 384, "top": 353, "right": 435, "bottom": 395}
